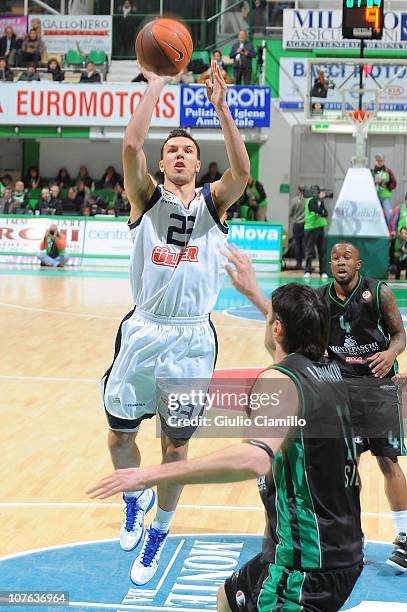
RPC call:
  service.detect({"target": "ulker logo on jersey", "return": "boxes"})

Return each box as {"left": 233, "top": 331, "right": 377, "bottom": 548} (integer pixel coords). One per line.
{"left": 151, "top": 245, "right": 199, "bottom": 268}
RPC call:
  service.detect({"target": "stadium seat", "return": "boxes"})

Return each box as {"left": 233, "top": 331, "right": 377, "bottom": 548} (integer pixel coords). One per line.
{"left": 65, "top": 50, "right": 85, "bottom": 68}
{"left": 87, "top": 50, "right": 107, "bottom": 66}
{"left": 191, "top": 50, "right": 210, "bottom": 65}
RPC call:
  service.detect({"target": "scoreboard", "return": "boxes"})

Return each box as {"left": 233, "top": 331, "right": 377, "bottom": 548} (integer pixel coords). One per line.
{"left": 342, "top": 0, "right": 384, "bottom": 39}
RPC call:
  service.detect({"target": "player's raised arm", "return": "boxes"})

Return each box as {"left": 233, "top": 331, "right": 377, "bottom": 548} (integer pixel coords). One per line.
{"left": 123, "top": 70, "right": 172, "bottom": 223}
{"left": 206, "top": 61, "right": 250, "bottom": 217}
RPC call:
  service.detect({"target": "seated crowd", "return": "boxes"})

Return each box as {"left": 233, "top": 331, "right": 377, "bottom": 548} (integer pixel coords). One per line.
{"left": 0, "top": 21, "right": 259, "bottom": 86}
{"left": 0, "top": 165, "right": 131, "bottom": 217}
{"left": 0, "top": 162, "right": 268, "bottom": 221}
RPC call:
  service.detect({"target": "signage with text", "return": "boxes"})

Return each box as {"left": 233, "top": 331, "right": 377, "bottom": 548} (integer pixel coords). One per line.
{"left": 283, "top": 9, "right": 407, "bottom": 49}
{"left": 28, "top": 15, "right": 112, "bottom": 55}
{"left": 180, "top": 85, "right": 271, "bottom": 128}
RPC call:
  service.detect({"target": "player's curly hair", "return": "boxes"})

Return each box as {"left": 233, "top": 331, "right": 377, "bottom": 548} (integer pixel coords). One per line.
{"left": 161, "top": 129, "right": 201, "bottom": 160}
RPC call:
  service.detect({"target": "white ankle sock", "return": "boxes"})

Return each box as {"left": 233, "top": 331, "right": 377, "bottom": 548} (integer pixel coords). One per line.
{"left": 151, "top": 507, "right": 174, "bottom": 532}
{"left": 392, "top": 510, "right": 407, "bottom": 536}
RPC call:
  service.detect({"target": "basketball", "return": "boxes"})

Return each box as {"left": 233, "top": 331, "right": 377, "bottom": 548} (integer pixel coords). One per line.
{"left": 135, "top": 18, "right": 193, "bottom": 77}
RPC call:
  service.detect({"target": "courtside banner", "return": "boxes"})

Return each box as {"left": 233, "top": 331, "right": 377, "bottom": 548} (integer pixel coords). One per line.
{"left": 180, "top": 85, "right": 271, "bottom": 128}
{"left": 279, "top": 58, "right": 407, "bottom": 112}
{"left": 28, "top": 15, "right": 112, "bottom": 55}
{"left": 83, "top": 219, "right": 131, "bottom": 257}
{"left": 283, "top": 9, "right": 407, "bottom": 49}
{"left": 228, "top": 222, "right": 282, "bottom": 270}
{"left": 0, "top": 83, "right": 180, "bottom": 127}
{"left": 0, "top": 216, "right": 85, "bottom": 256}
{"left": 0, "top": 16, "right": 28, "bottom": 38}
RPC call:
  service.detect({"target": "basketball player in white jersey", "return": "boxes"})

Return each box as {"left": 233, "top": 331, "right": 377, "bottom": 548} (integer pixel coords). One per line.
{"left": 101, "top": 61, "right": 249, "bottom": 585}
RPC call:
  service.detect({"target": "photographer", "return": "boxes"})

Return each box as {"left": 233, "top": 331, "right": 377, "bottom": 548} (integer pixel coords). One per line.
{"left": 36, "top": 224, "right": 68, "bottom": 268}
{"left": 304, "top": 185, "right": 329, "bottom": 279}
{"left": 289, "top": 185, "right": 305, "bottom": 269}
{"left": 311, "top": 69, "right": 334, "bottom": 99}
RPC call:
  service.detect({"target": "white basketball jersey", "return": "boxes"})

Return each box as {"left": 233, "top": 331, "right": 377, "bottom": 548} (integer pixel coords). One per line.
{"left": 129, "top": 183, "right": 228, "bottom": 317}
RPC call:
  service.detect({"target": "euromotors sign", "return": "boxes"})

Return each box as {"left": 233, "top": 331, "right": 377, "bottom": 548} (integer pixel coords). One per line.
{"left": 283, "top": 9, "right": 407, "bottom": 49}
{"left": 0, "top": 83, "right": 270, "bottom": 129}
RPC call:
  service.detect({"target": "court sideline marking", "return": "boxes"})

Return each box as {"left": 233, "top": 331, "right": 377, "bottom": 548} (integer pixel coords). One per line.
{"left": 0, "top": 502, "right": 393, "bottom": 518}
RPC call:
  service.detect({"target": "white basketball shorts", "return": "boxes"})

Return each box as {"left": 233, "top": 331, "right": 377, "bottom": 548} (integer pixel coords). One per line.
{"left": 101, "top": 307, "right": 218, "bottom": 439}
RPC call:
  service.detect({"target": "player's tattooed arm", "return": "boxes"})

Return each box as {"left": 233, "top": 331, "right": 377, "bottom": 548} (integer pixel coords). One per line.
{"left": 367, "top": 284, "right": 406, "bottom": 378}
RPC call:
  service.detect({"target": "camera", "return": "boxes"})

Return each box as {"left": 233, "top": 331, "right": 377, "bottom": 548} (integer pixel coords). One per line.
{"left": 303, "top": 186, "right": 333, "bottom": 199}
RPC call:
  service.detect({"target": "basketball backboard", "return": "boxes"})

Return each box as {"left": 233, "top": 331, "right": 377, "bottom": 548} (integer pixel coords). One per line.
{"left": 304, "top": 58, "right": 407, "bottom": 134}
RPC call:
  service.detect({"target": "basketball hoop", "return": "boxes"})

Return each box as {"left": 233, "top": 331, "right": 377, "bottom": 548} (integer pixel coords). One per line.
{"left": 345, "top": 110, "right": 374, "bottom": 168}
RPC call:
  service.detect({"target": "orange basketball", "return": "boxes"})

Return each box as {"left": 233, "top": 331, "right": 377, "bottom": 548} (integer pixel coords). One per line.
{"left": 135, "top": 18, "right": 193, "bottom": 77}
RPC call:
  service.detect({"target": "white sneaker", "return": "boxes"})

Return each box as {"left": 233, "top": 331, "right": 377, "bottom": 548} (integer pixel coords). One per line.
{"left": 130, "top": 525, "right": 169, "bottom": 585}
{"left": 320, "top": 273, "right": 329, "bottom": 280}
{"left": 119, "top": 489, "right": 155, "bottom": 552}
{"left": 304, "top": 272, "right": 311, "bottom": 279}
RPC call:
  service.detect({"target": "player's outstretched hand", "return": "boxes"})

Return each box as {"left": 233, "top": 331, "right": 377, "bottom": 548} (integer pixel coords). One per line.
{"left": 87, "top": 468, "right": 148, "bottom": 499}
{"left": 225, "top": 244, "right": 259, "bottom": 298}
{"left": 205, "top": 60, "right": 227, "bottom": 108}
{"left": 367, "top": 349, "right": 396, "bottom": 378}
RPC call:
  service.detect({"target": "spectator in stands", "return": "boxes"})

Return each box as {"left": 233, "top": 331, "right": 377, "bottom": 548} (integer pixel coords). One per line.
{"left": 0, "top": 187, "right": 19, "bottom": 214}
{"left": 19, "top": 28, "right": 45, "bottom": 67}
{"left": 80, "top": 61, "right": 101, "bottom": 83}
{"left": 116, "top": 0, "right": 137, "bottom": 57}
{"left": 132, "top": 71, "right": 147, "bottom": 83}
{"left": 37, "top": 224, "right": 68, "bottom": 268}
{"left": 62, "top": 187, "right": 82, "bottom": 214}
{"left": 198, "top": 50, "right": 233, "bottom": 84}
{"left": 372, "top": 153, "right": 396, "bottom": 226}
{"left": 76, "top": 178, "right": 91, "bottom": 204}
{"left": 170, "top": 66, "right": 194, "bottom": 84}
{"left": 49, "top": 184, "right": 63, "bottom": 213}
{"left": 0, "top": 27, "right": 19, "bottom": 67}
{"left": 239, "top": 175, "right": 268, "bottom": 221}
{"left": 56, "top": 167, "right": 72, "bottom": 190}
{"left": 390, "top": 227, "right": 407, "bottom": 280}
{"left": 389, "top": 192, "right": 407, "bottom": 268}
{"left": 35, "top": 187, "right": 52, "bottom": 214}
{"left": 198, "top": 162, "right": 222, "bottom": 187}
{"left": 1, "top": 173, "right": 13, "bottom": 192}
{"left": 230, "top": 30, "right": 256, "bottom": 85}
{"left": 13, "top": 181, "right": 29, "bottom": 208}
{"left": 18, "top": 61, "right": 40, "bottom": 82}
{"left": 88, "top": 193, "right": 108, "bottom": 215}
{"left": 24, "top": 165, "right": 41, "bottom": 189}
{"left": 114, "top": 188, "right": 130, "bottom": 217}
{"left": 77, "top": 165, "right": 93, "bottom": 188}
{"left": 81, "top": 203, "right": 91, "bottom": 216}
{"left": 47, "top": 58, "right": 64, "bottom": 82}
{"left": 252, "top": 0, "right": 268, "bottom": 35}
{"left": 304, "top": 185, "right": 328, "bottom": 279}
{"left": 289, "top": 185, "right": 306, "bottom": 270}
{"left": 0, "top": 56, "right": 13, "bottom": 81}
{"left": 99, "top": 165, "right": 121, "bottom": 189}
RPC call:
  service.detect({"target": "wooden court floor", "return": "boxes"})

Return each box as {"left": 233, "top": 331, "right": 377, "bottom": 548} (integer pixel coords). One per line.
{"left": 0, "top": 269, "right": 406, "bottom": 557}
